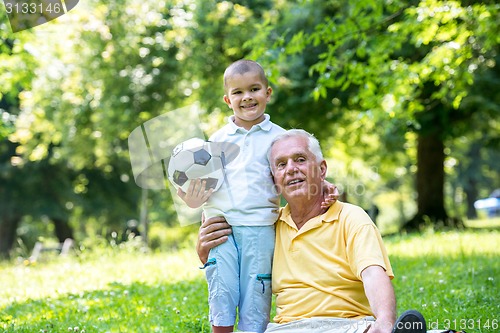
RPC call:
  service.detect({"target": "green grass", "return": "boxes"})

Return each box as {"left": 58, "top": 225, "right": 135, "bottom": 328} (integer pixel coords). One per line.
{"left": 464, "top": 216, "right": 500, "bottom": 229}
{"left": 0, "top": 246, "right": 210, "bottom": 333}
{"left": 1, "top": 229, "right": 499, "bottom": 332}
{"left": 386, "top": 230, "right": 499, "bottom": 332}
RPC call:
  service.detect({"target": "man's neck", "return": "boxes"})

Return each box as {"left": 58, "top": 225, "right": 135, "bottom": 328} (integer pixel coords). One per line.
{"left": 288, "top": 194, "right": 327, "bottom": 230}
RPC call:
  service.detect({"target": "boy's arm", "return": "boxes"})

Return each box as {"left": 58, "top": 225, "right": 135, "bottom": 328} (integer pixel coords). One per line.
{"left": 177, "top": 179, "right": 214, "bottom": 208}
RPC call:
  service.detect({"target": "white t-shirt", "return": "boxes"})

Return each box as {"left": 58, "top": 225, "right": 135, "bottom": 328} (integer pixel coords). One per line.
{"left": 203, "top": 114, "right": 285, "bottom": 226}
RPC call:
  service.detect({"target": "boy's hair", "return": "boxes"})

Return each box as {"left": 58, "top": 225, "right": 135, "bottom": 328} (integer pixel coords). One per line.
{"left": 224, "top": 59, "right": 269, "bottom": 92}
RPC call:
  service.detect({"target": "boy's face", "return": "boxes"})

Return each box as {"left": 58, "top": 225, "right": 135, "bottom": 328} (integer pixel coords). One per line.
{"left": 223, "top": 71, "right": 272, "bottom": 130}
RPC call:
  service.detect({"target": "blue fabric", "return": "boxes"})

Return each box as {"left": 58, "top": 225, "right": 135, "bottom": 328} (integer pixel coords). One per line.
{"left": 205, "top": 225, "right": 275, "bottom": 332}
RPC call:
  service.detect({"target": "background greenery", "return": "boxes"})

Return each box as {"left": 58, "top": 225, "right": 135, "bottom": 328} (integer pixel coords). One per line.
{"left": 1, "top": 0, "right": 499, "bottom": 256}
{"left": 0, "top": 229, "right": 498, "bottom": 332}
{"left": 0, "top": 1, "right": 499, "bottom": 332}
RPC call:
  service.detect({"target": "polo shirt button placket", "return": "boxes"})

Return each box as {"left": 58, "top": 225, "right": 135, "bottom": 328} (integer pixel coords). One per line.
{"left": 242, "top": 134, "right": 250, "bottom": 152}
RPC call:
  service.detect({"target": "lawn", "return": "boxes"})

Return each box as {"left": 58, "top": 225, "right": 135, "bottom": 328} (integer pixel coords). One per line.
{"left": 0, "top": 229, "right": 499, "bottom": 332}
{"left": 386, "top": 230, "right": 499, "bottom": 332}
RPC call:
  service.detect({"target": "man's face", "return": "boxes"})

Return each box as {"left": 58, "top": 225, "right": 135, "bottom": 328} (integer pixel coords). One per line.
{"left": 223, "top": 71, "right": 272, "bottom": 130}
{"left": 270, "top": 136, "right": 327, "bottom": 202}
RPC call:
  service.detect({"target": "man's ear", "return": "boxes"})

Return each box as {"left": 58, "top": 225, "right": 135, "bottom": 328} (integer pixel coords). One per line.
{"left": 320, "top": 160, "right": 327, "bottom": 180}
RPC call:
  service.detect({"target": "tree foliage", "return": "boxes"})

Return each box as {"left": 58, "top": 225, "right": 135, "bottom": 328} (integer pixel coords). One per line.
{"left": 1, "top": 0, "right": 499, "bottom": 257}
{"left": 247, "top": 0, "right": 500, "bottom": 227}
{"left": 0, "top": 0, "right": 277, "bottom": 257}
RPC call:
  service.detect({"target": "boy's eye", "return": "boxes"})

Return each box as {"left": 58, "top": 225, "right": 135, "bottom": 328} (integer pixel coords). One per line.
{"left": 251, "top": 87, "right": 261, "bottom": 92}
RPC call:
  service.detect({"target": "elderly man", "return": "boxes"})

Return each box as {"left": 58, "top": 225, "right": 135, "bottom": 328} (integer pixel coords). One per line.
{"left": 197, "top": 129, "right": 428, "bottom": 333}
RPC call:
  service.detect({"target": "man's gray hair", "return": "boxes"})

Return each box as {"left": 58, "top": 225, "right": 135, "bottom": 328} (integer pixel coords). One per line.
{"left": 267, "top": 129, "right": 324, "bottom": 164}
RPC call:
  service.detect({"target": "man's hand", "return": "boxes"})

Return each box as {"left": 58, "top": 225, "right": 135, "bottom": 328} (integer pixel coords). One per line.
{"left": 321, "top": 180, "right": 340, "bottom": 209}
{"left": 197, "top": 215, "right": 232, "bottom": 264}
{"left": 177, "top": 179, "right": 214, "bottom": 208}
{"left": 365, "top": 319, "right": 394, "bottom": 333}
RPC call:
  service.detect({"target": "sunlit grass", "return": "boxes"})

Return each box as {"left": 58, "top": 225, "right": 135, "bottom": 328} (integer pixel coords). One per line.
{"left": 1, "top": 229, "right": 499, "bottom": 332}
{"left": 385, "top": 228, "right": 499, "bottom": 258}
{"left": 464, "top": 216, "right": 500, "bottom": 229}
{"left": 0, "top": 245, "right": 210, "bottom": 332}
{"left": 385, "top": 230, "right": 499, "bottom": 332}
{"left": 0, "top": 248, "right": 203, "bottom": 308}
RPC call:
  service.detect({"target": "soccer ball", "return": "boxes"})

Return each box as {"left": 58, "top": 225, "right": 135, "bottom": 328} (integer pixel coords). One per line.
{"left": 167, "top": 138, "right": 226, "bottom": 193}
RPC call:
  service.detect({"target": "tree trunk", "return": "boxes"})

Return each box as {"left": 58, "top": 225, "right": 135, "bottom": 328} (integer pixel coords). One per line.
{"left": 464, "top": 179, "right": 478, "bottom": 219}
{"left": 463, "top": 142, "right": 481, "bottom": 219}
{"left": 52, "top": 217, "right": 74, "bottom": 243}
{"left": 416, "top": 131, "right": 447, "bottom": 221}
{"left": 404, "top": 128, "right": 453, "bottom": 230}
{"left": 0, "top": 216, "right": 21, "bottom": 260}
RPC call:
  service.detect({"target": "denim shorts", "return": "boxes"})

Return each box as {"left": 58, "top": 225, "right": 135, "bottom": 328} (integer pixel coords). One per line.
{"left": 203, "top": 225, "right": 275, "bottom": 333}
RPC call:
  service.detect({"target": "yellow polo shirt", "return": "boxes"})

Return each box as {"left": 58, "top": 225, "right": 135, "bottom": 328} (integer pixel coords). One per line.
{"left": 272, "top": 201, "right": 394, "bottom": 324}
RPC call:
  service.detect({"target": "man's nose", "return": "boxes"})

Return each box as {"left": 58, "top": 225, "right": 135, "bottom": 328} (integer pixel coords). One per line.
{"left": 285, "top": 161, "right": 298, "bottom": 174}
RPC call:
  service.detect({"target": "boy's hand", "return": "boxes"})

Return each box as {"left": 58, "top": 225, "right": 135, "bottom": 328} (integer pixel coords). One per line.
{"left": 177, "top": 179, "right": 214, "bottom": 208}
{"left": 321, "top": 180, "right": 339, "bottom": 209}
{"left": 268, "top": 196, "right": 281, "bottom": 214}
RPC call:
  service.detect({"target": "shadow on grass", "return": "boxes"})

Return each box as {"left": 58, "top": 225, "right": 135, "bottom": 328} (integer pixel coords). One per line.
{"left": 0, "top": 277, "right": 210, "bottom": 333}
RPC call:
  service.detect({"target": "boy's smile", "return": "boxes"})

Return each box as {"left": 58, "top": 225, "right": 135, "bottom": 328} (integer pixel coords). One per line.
{"left": 223, "top": 71, "right": 272, "bottom": 130}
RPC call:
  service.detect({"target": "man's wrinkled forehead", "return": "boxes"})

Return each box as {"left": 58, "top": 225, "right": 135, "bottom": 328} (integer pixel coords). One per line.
{"left": 271, "top": 137, "right": 310, "bottom": 161}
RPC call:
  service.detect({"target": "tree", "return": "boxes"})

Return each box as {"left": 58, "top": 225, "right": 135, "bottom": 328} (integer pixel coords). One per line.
{"left": 452, "top": 52, "right": 500, "bottom": 218}
{"left": 0, "top": 15, "right": 39, "bottom": 258}
{"left": 249, "top": 0, "right": 499, "bottom": 228}
{"left": 2, "top": 0, "right": 278, "bottom": 257}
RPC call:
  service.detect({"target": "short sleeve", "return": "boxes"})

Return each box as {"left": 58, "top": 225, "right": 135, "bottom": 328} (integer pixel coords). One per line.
{"left": 345, "top": 215, "right": 394, "bottom": 280}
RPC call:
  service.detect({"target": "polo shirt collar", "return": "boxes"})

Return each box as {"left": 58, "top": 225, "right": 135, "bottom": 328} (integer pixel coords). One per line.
{"left": 279, "top": 201, "right": 342, "bottom": 232}
{"left": 226, "top": 114, "right": 272, "bottom": 134}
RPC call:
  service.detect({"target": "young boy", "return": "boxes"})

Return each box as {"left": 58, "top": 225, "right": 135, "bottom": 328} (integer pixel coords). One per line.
{"left": 178, "top": 60, "right": 335, "bottom": 333}
{"left": 179, "top": 59, "right": 283, "bottom": 333}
